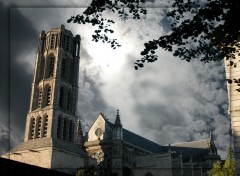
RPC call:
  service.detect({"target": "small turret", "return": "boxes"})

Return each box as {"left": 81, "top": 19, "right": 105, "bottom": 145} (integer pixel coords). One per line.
{"left": 75, "top": 117, "right": 84, "bottom": 147}
{"left": 115, "top": 110, "right": 122, "bottom": 128}
{"left": 113, "top": 110, "right": 123, "bottom": 140}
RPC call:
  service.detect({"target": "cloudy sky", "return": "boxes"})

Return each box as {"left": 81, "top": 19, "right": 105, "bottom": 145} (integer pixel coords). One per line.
{"left": 0, "top": 0, "right": 230, "bottom": 158}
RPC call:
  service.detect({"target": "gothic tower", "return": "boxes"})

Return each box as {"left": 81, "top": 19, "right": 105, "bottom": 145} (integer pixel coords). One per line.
{"left": 3, "top": 25, "right": 95, "bottom": 173}
{"left": 25, "top": 24, "right": 80, "bottom": 145}
{"left": 224, "top": 52, "right": 240, "bottom": 173}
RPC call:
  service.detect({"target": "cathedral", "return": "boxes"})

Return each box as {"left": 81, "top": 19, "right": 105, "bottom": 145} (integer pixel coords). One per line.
{"left": 2, "top": 25, "right": 221, "bottom": 176}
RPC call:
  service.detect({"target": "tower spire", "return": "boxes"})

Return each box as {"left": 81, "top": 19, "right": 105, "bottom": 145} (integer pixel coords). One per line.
{"left": 115, "top": 109, "right": 122, "bottom": 127}
{"left": 76, "top": 117, "right": 83, "bottom": 147}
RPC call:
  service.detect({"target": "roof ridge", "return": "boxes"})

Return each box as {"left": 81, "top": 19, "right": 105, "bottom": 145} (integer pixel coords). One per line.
{"left": 170, "top": 138, "right": 210, "bottom": 145}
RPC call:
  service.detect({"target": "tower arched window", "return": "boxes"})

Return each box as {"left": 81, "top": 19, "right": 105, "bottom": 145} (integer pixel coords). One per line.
{"left": 55, "top": 34, "right": 59, "bottom": 48}
{"left": 49, "top": 57, "right": 55, "bottom": 77}
{"left": 59, "top": 87, "right": 64, "bottom": 108}
{"left": 50, "top": 34, "right": 55, "bottom": 49}
{"left": 61, "top": 59, "right": 66, "bottom": 79}
{"left": 47, "top": 86, "right": 51, "bottom": 106}
{"left": 43, "top": 115, "right": 48, "bottom": 137}
{"left": 36, "top": 116, "right": 42, "bottom": 138}
{"left": 68, "top": 120, "right": 74, "bottom": 142}
{"left": 44, "top": 85, "right": 51, "bottom": 107}
{"left": 38, "top": 87, "right": 42, "bottom": 108}
{"left": 69, "top": 62, "right": 75, "bottom": 84}
{"left": 57, "top": 116, "right": 62, "bottom": 138}
{"left": 66, "top": 36, "right": 70, "bottom": 51}
{"left": 67, "top": 90, "right": 72, "bottom": 111}
{"left": 29, "top": 117, "right": 35, "bottom": 139}
{"left": 63, "top": 118, "right": 68, "bottom": 140}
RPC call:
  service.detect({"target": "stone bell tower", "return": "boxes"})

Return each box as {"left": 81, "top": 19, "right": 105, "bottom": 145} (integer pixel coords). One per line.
{"left": 25, "top": 24, "right": 80, "bottom": 143}
{"left": 3, "top": 25, "right": 95, "bottom": 172}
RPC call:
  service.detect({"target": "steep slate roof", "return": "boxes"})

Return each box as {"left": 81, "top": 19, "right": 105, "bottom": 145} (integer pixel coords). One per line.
{"left": 122, "top": 129, "right": 166, "bottom": 153}
{"left": 104, "top": 118, "right": 166, "bottom": 153}
{"left": 9, "top": 138, "right": 88, "bottom": 157}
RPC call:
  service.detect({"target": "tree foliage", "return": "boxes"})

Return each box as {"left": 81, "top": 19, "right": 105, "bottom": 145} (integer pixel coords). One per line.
{"left": 76, "top": 165, "right": 97, "bottom": 176}
{"left": 67, "top": 0, "right": 240, "bottom": 91}
{"left": 68, "top": 0, "right": 240, "bottom": 63}
{"left": 67, "top": 0, "right": 146, "bottom": 49}
{"left": 209, "top": 148, "right": 237, "bottom": 176}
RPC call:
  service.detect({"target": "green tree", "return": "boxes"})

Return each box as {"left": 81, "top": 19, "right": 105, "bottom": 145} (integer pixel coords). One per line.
{"left": 209, "top": 161, "right": 224, "bottom": 176}
{"left": 76, "top": 165, "right": 97, "bottom": 176}
{"left": 209, "top": 148, "right": 236, "bottom": 176}
{"left": 222, "top": 148, "right": 237, "bottom": 176}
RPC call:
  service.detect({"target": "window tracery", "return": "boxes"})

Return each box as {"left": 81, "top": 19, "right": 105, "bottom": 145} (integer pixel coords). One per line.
{"left": 30, "top": 117, "right": 35, "bottom": 139}
{"left": 43, "top": 115, "right": 48, "bottom": 137}
{"left": 36, "top": 116, "right": 42, "bottom": 138}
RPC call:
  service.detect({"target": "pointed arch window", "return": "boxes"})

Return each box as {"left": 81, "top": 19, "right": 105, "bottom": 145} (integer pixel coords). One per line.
{"left": 38, "top": 87, "right": 42, "bottom": 108}
{"left": 59, "top": 87, "right": 64, "bottom": 108}
{"left": 57, "top": 116, "right": 62, "bottom": 138}
{"left": 61, "top": 59, "right": 66, "bottom": 79}
{"left": 67, "top": 90, "right": 72, "bottom": 111}
{"left": 66, "top": 36, "right": 70, "bottom": 51}
{"left": 55, "top": 34, "right": 58, "bottom": 48}
{"left": 43, "top": 115, "right": 48, "bottom": 137}
{"left": 36, "top": 116, "right": 42, "bottom": 138}
{"left": 69, "top": 120, "right": 74, "bottom": 142}
{"left": 49, "top": 57, "right": 55, "bottom": 77}
{"left": 30, "top": 117, "right": 35, "bottom": 139}
{"left": 50, "top": 34, "right": 55, "bottom": 49}
{"left": 46, "top": 86, "right": 51, "bottom": 106}
{"left": 43, "top": 85, "right": 51, "bottom": 107}
{"left": 69, "top": 62, "right": 75, "bottom": 84}
{"left": 63, "top": 118, "right": 68, "bottom": 140}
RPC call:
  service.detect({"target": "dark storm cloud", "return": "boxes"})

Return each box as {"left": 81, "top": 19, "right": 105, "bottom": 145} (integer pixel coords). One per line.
{"left": 0, "top": 7, "right": 39, "bottom": 153}
{"left": 0, "top": 1, "right": 10, "bottom": 127}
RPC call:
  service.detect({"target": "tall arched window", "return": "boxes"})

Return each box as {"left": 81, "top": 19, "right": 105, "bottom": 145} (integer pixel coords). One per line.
{"left": 59, "top": 87, "right": 64, "bottom": 108}
{"left": 43, "top": 115, "right": 48, "bottom": 137}
{"left": 63, "top": 118, "right": 68, "bottom": 140}
{"left": 57, "top": 116, "right": 62, "bottom": 138}
{"left": 50, "top": 34, "right": 55, "bottom": 49}
{"left": 49, "top": 57, "right": 55, "bottom": 77}
{"left": 55, "top": 34, "right": 59, "bottom": 48}
{"left": 66, "top": 36, "right": 70, "bottom": 51}
{"left": 61, "top": 59, "right": 66, "bottom": 79}
{"left": 36, "top": 116, "right": 42, "bottom": 138}
{"left": 46, "top": 86, "right": 51, "bottom": 106}
{"left": 69, "top": 62, "right": 75, "bottom": 84}
{"left": 38, "top": 87, "right": 42, "bottom": 108}
{"left": 68, "top": 120, "right": 74, "bottom": 142}
{"left": 43, "top": 85, "right": 51, "bottom": 107}
{"left": 67, "top": 90, "right": 72, "bottom": 111}
{"left": 29, "top": 117, "right": 35, "bottom": 139}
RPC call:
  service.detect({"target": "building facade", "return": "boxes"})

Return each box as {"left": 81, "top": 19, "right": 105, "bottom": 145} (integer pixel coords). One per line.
{"left": 224, "top": 53, "right": 240, "bottom": 174}
{"left": 85, "top": 111, "right": 220, "bottom": 176}
{"left": 2, "top": 25, "right": 222, "bottom": 176}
